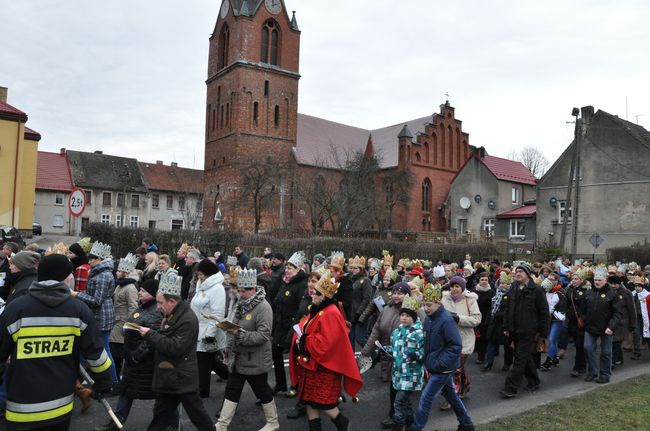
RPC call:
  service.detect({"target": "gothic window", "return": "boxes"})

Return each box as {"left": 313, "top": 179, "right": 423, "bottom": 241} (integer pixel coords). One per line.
{"left": 274, "top": 105, "right": 280, "bottom": 127}
{"left": 261, "top": 21, "right": 280, "bottom": 65}
{"left": 456, "top": 128, "right": 461, "bottom": 168}
{"left": 218, "top": 25, "right": 229, "bottom": 70}
{"left": 440, "top": 125, "right": 446, "bottom": 167}
{"left": 424, "top": 142, "right": 430, "bottom": 163}
{"left": 415, "top": 152, "right": 421, "bottom": 162}
{"left": 447, "top": 125, "right": 453, "bottom": 167}
{"left": 253, "top": 102, "right": 259, "bottom": 126}
{"left": 433, "top": 133, "right": 438, "bottom": 165}
{"left": 421, "top": 178, "right": 431, "bottom": 211}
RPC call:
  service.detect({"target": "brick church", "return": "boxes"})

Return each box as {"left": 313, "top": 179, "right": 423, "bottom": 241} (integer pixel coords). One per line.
{"left": 203, "top": 0, "right": 472, "bottom": 235}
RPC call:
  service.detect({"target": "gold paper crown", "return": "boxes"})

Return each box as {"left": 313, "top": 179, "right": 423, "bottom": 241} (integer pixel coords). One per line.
{"left": 229, "top": 265, "right": 240, "bottom": 282}
{"left": 78, "top": 237, "right": 92, "bottom": 254}
{"left": 349, "top": 255, "right": 366, "bottom": 269}
{"left": 575, "top": 267, "right": 592, "bottom": 280}
{"left": 423, "top": 283, "right": 442, "bottom": 303}
{"left": 88, "top": 241, "right": 112, "bottom": 260}
{"left": 607, "top": 265, "right": 618, "bottom": 274}
{"left": 385, "top": 268, "right": 398, "bottom": 282}
{"left": 329, "top": 251, "right": 345, "bottom": 270}
{"left": 593, "top": 264, "right": 608, "bottom": 280}
{"left": 315, "top": 269, "right": 339, "bottom": 298}
{"left": 421, "top": 260, "right": 432, "bottom": 269}
{"left": 117, "top": 252, "right": 138, "bottom": 273}
{"left": 401, "top": 293, "right": 420, "bottom": 315}
{"left": 382, "top": 250, "right": 393, "bottom": 267}
{"left": 45, "top": 242, "right": 68, "bottom": 256}
{"left": 236, "top": 268, "right": 258, "bottom": 289}
{"left": 411, "top": 259, "right": 423, "bottom": 271}
{"left": 633, "top": 275, "right": 647, "bottom": 285}
{"left": 178, "top": 243, "right": 191, "bottom": 254}
{"left": 499, "top": 271, "right": 513, "bottom": 285}
{"left": 409, "top": 276, "right": 424, "bottom": 291}
{"left": 159, "top": 272, "right": 182, "bottom": 296}
{"left": 397, "top": 258, "right": 411, "bottom": 269}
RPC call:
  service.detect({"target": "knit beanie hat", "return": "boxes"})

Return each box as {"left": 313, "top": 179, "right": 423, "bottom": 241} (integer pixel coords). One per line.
{"left": 449, "top": 275, "right": 467, "bottom": 291}
{"left": 68, "top": 243, "right": 86, "bottom": 259}
{"left": 392, "top": 281, "right": 411, "bottom": 295}
{"left": 141, "top": 279, "right": 159, "bottom": 297}
{"left": 516, "top": 263, "right": 533, "bottom": 278}
{"left": 37, "top": 254, "right": 73, "bottom": 282}
{"left": 11, "top": 251, "right": 41, "bottom": 271}
{"left": 197, "top": 258, "right": 219, "bottom": 277}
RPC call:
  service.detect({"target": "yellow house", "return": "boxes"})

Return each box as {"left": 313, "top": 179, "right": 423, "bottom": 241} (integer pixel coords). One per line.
{"left": 0, "top": 87, "right": 40, "bottom": 232}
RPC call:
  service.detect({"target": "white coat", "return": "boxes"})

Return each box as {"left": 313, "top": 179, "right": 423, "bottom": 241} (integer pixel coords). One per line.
{"left": 191, "top": 271, "right": 227, "bottom": 352}
{"left": 441, "top": 290, "right": 482, "bottom": 355}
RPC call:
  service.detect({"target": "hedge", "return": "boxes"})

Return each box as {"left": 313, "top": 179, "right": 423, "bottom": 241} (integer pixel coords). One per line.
{"left": 81, "top": 223, "right": 503, "bottom": 263}
{"left": 607, "top": 246, "right": 650, "bottom": 267}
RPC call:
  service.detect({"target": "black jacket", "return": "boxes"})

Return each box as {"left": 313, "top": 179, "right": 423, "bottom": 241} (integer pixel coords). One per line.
{"left": 272, "top": 270, "right": 308, "bottom": 346}
{"left": 475, "top": 287, "right": 495, "bottom": 330}
{"left": 566, "top": 282, "right": 590, "bottom": 333}
{"left": 612, "top": 287, "right": 636, "bottom": 342}
{"left": 334, "top": 273, "right": 354, "bottom": 322}
{"left": 145, "top": 300, "right": 200, "bottom": 394}
{"left": 486, "top": 288, "right": 511, "bottom": 345}
{"left": 504, "top": 279, "right": 549, "bottom": 337}
{"left": 579, "top": 283, "right": 622, "bottom": 337}
{"left": 350, "top": 275, "right": 373, "bottom": 323}
{"left": 121, "top": 298, "right": 163, "bottom": 399}
{"left": 5, "top": 268, "right": 38, "bottom": 305}
{"left": 268, "top": 264, "right": 285, "bottom": 306}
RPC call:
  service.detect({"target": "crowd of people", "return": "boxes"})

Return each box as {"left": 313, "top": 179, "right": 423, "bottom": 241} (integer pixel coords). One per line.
{"left": 0, "top": 238, "right": 649, "bottom": 431}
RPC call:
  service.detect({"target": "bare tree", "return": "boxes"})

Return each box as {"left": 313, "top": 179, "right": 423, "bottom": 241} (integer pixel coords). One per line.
{"left": 379, "top": 169, "right": 414, "bottom": 234}
{"left": 508, "top": 146, "right": 549, "bottom": 178}
{"left": 239, "top": 157, "right": 283, "bottom": 234}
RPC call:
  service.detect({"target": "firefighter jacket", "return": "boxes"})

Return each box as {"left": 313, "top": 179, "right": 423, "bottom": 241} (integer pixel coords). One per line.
{"left": 0, "top": 280, "right": 113, "bottom": 429}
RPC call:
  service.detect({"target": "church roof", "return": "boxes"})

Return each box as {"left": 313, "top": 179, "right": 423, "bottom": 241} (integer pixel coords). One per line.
{"left": 294, "top": 113, "right": 430, "bottom": 168}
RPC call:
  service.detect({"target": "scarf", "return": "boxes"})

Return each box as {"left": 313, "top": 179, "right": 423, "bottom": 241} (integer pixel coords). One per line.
{"left": 550, "top": 284, "right": 562, "bottom": 294}
{"left": 451, "top": 290, "right": 464, "bottom": 302}
{"left": 490, "top": 286, "right": 509, "bottom": 317}
{"left": 115, "top": 277, "right": 136, "bottom": 287}
{"left": 475, "top": 284, "right": 492, "bottom": 293}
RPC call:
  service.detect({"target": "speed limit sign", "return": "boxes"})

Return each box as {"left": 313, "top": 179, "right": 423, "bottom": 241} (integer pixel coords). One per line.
{"left": 68, "top": 188, "right": 87, "bottom": 217}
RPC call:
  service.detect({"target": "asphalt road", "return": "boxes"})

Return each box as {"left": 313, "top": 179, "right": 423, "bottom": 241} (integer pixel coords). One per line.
{"left": 31, "top": 343, "right": 649, "bottom": 431}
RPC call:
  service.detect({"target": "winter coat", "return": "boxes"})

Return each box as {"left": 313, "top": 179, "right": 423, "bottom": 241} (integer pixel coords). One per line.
{"left": 441, "top": 291, "right": 481, "bottom": 355}
{"left": 486, "top": 287, "right": 511, "bottom": 345}
{"left": 236, "top": 252, "right": 249, "bottom": 269}
{"left": 351, "top": 275, "right": 373, "bottom": 323}
{"left": 474, "top": 286, "right": 495, "bottom": 335}
{"left": 177, "top": 259, "right": 194, "bottom": 301}
{"left": 257, "top": 271, "right": 271, "bottom": 292}
{"left": 191, "top": 272, "right": 227, "bottom": 352}
{"left": 334, "top": 273, "right": 354, "bottom": 323}
{"left": 504, "top": 279, "right": 549, "bottom": 338}
{"left": 579, "top": 283, "right": 622, "bottom": 337}
{"left": 566, "top": 282, "right": 590, "bottom": 334}
{"left": 268, "top": 264, "right": 285, "bottom": 306}
{"left": 109, "top": 273, "right": 139, "bottom": 344}
{"left": 230, "top": 289, "right": 273, "bottom": 375}
{"left": 423, "top": 305, "right": 462, "bottom": 374}
{"left": 272, "top": 270, "right": 308, "bottom": 347}
{"left": 546, "top": 288, "right": 568, "bottom": 323}
{"left": 121, "top": 298, "right": 163, "bottom": 399}
{"left": 145, "top": 300, "right": 200, "bottom": 394}
{"left": 362, "top": 300, "right": 426, "bottom": 357}
{"left": 4, "top": 268, "right": 37, "bottom": 305}
{"left": 386, "top": 321, "right": 425, "bottom": 391}
{"left": 358, "top": 286, "right": 392, "bottom": 325}
{"left": 612, "top": 287, "right": 636, "bottom": 342}
{"left": 77, "top": 259, "right": 116, "bottom": 332}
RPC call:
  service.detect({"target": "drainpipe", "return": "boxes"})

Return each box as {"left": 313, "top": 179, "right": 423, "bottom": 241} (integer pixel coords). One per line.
{"left": 11, "top": 120, "right": 21, "bottom": 227}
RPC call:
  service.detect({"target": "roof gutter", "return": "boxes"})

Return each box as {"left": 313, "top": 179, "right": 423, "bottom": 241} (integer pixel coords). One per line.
{"left": 11, "top": 120, "right": 21, "bottom": 226}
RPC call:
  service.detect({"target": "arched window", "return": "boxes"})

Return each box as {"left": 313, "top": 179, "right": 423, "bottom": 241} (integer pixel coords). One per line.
{"left": 421, "top": 178, "right": 431, "bottom": 211}
{"left": 447, "top": 125, "right": 453, "bottom": 167}
{"left": 433, "top": 133, "right": 438, "bottom": 165}
{"left": 253, "top": 102, "right": 259, "bottom": 126}
{"left": 274, "top": 105, "right": 280, "bottom": 127}
{"left": 218, "top": 25, "right": 229, "bottom": 70}
{"left": 261, "top": 21, "right": 280, "bottom": 65}
{"left": 415, "top": 152, "right": 421, "bottom": 162}
{"left": 424, "top": 142, "right": 430, "bottom": 163}
{"left": 456, "top": 128, "right": 461, "bottom": 168}
{"left": 440, "top": 125, "right": 446, "bottom": 167}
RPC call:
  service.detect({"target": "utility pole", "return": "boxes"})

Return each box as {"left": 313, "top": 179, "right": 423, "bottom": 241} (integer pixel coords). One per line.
{"left": 559, "top": 108, "right": 580, "bottom": 254}
{"left": 570, "top": 115, "right": 584, "bottom": 259}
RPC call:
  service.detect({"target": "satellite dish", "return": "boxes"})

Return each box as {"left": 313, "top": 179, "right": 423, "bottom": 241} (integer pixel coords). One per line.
{"left": 488, "top": 200, "right": 496, "bottom": 210}
{"left": 459, "top": 197, "right": 471, "bottom": 210}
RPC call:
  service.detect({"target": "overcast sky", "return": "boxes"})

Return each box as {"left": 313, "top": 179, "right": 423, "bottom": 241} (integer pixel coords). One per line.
{"left": 2, "top": 0, "right": 649, "bottom": 170}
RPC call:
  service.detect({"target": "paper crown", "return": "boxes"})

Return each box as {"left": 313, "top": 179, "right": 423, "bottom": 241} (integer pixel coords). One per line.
{"left": 159, "top": 272, "right": 182, "bottom": 296}
{"left": 633, "top": 275, "right": 647, "bottom": 286}
{"left": 315, "top": 269, "right": 339, "bottom": 298}
{"left": 349, "top": 255, "right": 366, "bottom": 269}
{"left": 78, "top": 237, "right": 92, "bottom": 254}
{"left": 607, "top": 265, "right": 618, "bottom": 274}
{"left": 236, "top": 268, "right": 257, "bottom": 289}
{"left": 178, "top": 243, "right": 191, "bottom": 254}
{"left": 411, "top": 259, "right": 423, "bottom": 271}
{"left": 423, "top": 283, "right": 442, "bottom": 303}
{"left": 541, "top": 277, "right": 554, "bottom": 291}
{"left": 629, "top": 262, "right": 639, "bottom": 272}
{"left": 574, "top": 267, "right": 593, "bottom": 280}
{"left": 287, "top": 251, "right": 305, "bottom": 268}
{"left": 593, "top": 264, "right": 608, "bottom": 280}
{"left": 369, "top": 258, "right": 382, "bottom": 271}
{"left": 329, "top": 251, "right": 345, "bottom": 270}
{"left": 401, "top": 293, "right": 420, "bottom": 315}
{"left": 397, "top": 258, "right": 411, "bottom": 269}
{"left": 88, "top": 241, "right": 112, "bottom": 260}
{"left": 118, "top": 253, "right": 138, "bottom": 273}
{"left": 409, "top": 276, "right": 424, "bottom": 291}
{"left": 421, "top": 259, "right": 432, "bottom": 269}
{"left": 226, "top": 256, "right": 237, "bottom": 266}
{"left": 45, "top": 242, "right": 68, "bottom": 256}
{"left": 499, "top": 271, "right": 513, "bottom": 285}
{"left": 384, "top": 268, "right": 398, "bottom": 282}
{"left": 228, "top": 265, "right": 240, "bottom": 282}
{"left": 433, "top": 265, "right": 446, "bottom": 279}
{"left": 382, "top": 250, "right": 393, "bottom": 267}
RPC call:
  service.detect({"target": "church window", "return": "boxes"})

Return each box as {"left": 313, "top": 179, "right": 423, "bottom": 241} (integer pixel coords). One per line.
{"left": 226, "top": 103, "right": 230, "bottom": 126}
{"left": 270, "top": 27, "right": 279, "bottom": 65}
{"left": 424, "top": 142, "right": 430, "bottom": 163}
{"left": 456, "top": 128, "right": 461, "bottom": 168}
{"left": 274, "top": 105, "right": 280, "bottom": 127}
{"left": 447, "top": 125, "right": 453, "bottom": 167}
{"left": 261, "top": 26, "right": 269, "bottom": 63}
{"left": 440, "top": 125, "right": 446, "bottom": 167}
{"left": 421, "top": 178, "right": 431, "bottom": 211}
{"left": 253, "top": 102, "right": 259, "bottom": 126}
{"left": 415, "top": 152, "right": 421, "bottom": 162}
{"left": 220, "top": 106, "right": 224, "bottom": 128}
{"left": 261, "top": 21, "right": 280, "bottom": 66}
{"left": 218, "top": 25, "right": 229, "bottom": 70}
{"left": 433, "top": 133, "right": 438, "bottom": 165}
{"left": 264, "top": 80, "right": 269, "bottom": 97}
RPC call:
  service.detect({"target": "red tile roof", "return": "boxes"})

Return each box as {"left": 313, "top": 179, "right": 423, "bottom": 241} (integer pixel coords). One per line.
{"left": 36, "top": 151, "right": 74, "bottom": 192}
{"left": 481, "top": 155, "right": 537, "bottom": 185}
{"left": 24, "top": 126, "right": 41, "bottom": 141}
{"left": 497, "top": 204, "right": 536, "bottom": 219}
{"left": 139, "top": 162, "right": 203, "bottom": 194}
{"left": 0, "top": 101, "right": 28, "bottom": 121}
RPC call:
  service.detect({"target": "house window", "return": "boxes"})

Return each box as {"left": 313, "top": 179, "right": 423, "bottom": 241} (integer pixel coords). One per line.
{"left": 166, "top": 195, "right": 174, "bottom": 209}
{"left": 149, "top": 220, "right": 156, "bottom": 229}
{"left": 115, "top": 215, "right": 122, "bottom": 227}
{"left": 55, "top": 193, "right": 64, "bottom": 206}
{"left": 53, "top": 215, "right": 64, "bottom": 227}
{"left": 102, "top": 192, "right": 111, "bottom": 206}
{"left": 101, "top": 214, "right": 110, "bottom": 224}
{"left": 131, "top": 194, "right": 140, "bottom": 208}
{"left": 152, "top": 194, "right": 159, "bottom": 209}
{"left": 511, "top": 187, "right": 519, "bottom": 204}
{"left": 458, "top": 219, "right": 468, "bottom": 235}
{"left": 179, "top": 196, "right": 185, "bottom": 210}
{"left": 117, "top": 193, "right": 125, "bottom": 207}
{"left": 130, "top": 216, "right": 139, "bottom": 228}
{"left": 421, "top": 178, "right": 431, "bottom": 211}
{"left": 558, "top": 201, "right": 572, "bottom": 224}
{"left": 171, "top": 219, "right": 184, "bottom": 230}
{"left": 509, "top": 219, "right": 526, "bottom": 238}
{"left": 85, "top": 190, "right": 92, "bottom": 205}
{"left": 483, "top": 218, "right": 495, "bottom": 237}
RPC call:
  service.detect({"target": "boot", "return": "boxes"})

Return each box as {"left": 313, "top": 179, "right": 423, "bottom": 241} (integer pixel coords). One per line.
{"left": 286, "top": 401, "right": 306, "bottom": 419}
{"left": 540, "top": 357, "right": 552, "bottom": 371}
{"left": 331, "top": 412, "right": 350, "bottom": 431}
{"left": 215, "top": 399, "right": 238, "bottom": 431}
{"left": 74, "top": 379, "right": 92, "bottom": 413}
{"left": 551, "top": 357, "right": 560, "bottom": 367}
{"left": 309, "top": 418, "right": 322, "bottom": 431}
{"left": 258, "top": 401, "right": 280, "bottom": 431}
{"left": 480, "top": 362, "right": 493, "bottom": 372}
{"left": 93, "top": 420, "right": 119, "bottom": 431}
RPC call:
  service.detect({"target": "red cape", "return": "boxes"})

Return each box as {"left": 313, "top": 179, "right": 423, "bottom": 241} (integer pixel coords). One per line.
{"left": 289, "top": 303, "right": 363, "bottom": 398}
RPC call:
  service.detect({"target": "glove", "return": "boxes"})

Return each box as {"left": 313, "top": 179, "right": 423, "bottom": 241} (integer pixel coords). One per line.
{"left": 91, "top": 374, "right": 113, "bottom": 400}
{"left": 203, "top": 336, "right": 216, "bottom": 344}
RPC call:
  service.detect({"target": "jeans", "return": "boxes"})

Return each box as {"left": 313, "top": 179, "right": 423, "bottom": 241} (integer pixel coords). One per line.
{"left": 352, "top": 321, "right": 369, "bottom": 350}
{"left": 101, "top": 331, "right": 119, "bottom": 383}
{"left": 548, "top": 321, "right": 563, "bottom": 359}
{"left": 411, "top": 373, "right": 472, "bottom": 430}
{"left": 393, "top": 390, "right": 414, "bottom": 425}
{"left": 558, "top": 321, "right": 570, "bottom": 350}
{"left": 584, "top": 332, "right": 613, "bottom": 379}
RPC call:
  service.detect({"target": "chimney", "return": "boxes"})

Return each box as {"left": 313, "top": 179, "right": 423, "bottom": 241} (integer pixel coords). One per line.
{"left": 59, "top": 148, "right": 66, "bottom": 155}
{"left": 94, "top": 150, "right": 103, "bottom": 155}
{"left": 156, "top": 160, "right": 163, "bottom": 165}
{"left": 581, "top": 106, "right": 595, "bottom": 124}
{"left": 171, "top": 162, "right": 178, "bottom": 167}
{"left": 0, "top": 86, "right": 7, "bottom": 103}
